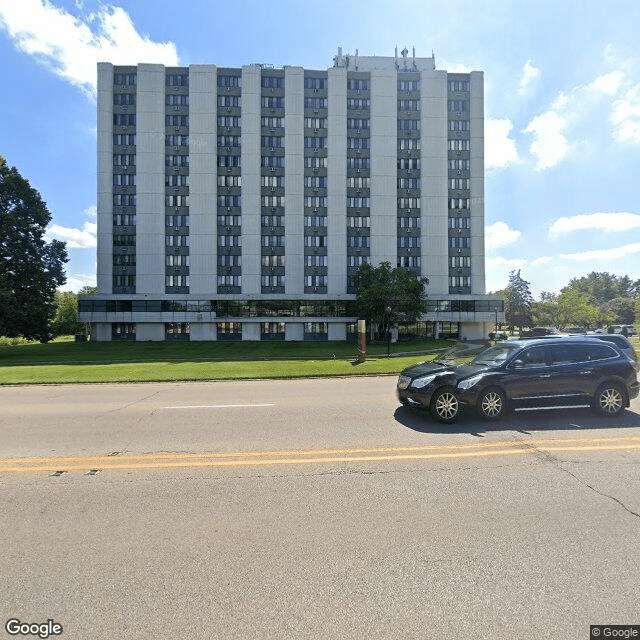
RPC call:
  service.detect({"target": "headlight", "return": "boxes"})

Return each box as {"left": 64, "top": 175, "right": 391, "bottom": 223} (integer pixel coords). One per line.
{"left": 411, "top": 374, "right": 437, "bottom": 389}
{"left": 397, "top": 375, "right": 411, "bottom": 390}
{"left": 457, "top": 374, "right": 484, "bottom": 390}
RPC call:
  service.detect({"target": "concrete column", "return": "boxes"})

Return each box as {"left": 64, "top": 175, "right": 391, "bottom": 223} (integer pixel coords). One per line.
{"left": 420, "top": 69, "right": 449, "bottom": 295}
{"left": 97, "top": 63, "right": 114, "bottom": 295}
{"left": 470, "top": 70, "right": 486, "bottom": 294}
{"left": 370, "top": 68, "right": 397, "bottom": 265}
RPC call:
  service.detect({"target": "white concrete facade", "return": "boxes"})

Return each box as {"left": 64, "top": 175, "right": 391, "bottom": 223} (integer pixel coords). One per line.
{"left": 82, "top": 50, "right": 503, "bottom": 342}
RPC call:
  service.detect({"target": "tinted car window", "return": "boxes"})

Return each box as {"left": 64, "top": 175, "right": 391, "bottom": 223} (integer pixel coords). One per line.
{"left": 518, "top": 346, "right": 548, "bottom": 367}
{"left": 583, "top": 344, "right": 617, "bottom": 361}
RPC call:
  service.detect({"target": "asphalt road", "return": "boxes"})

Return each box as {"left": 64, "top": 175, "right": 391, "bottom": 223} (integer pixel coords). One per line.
{"left": 1, "top": 377, "right": 639, "bottom": 640}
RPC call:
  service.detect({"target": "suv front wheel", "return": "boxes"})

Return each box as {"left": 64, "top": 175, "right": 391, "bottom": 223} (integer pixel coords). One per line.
{"left": 593, "top": 383, "right": 626, "bottom": 417}
{"left": 430, "top": 387, "right": 460, "bottom": 423}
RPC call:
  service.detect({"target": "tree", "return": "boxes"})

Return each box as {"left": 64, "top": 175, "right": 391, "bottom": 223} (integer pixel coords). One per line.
{"left": 567, "top": 272, "right": 640, "bottom": 306}
{"left": 505, "top": 270, "right": 533, "bottom": 332}
{"left": 353, "top": 262, "right": 428, "bottom": 340}
{"left": 556, "top": 288, "right": 600, "bottom": 329}
{"left": 51, "top": 291, "right": 84, "bottom": 336}
{"left": 0, "top": 157, "right": 68, "bottom": 342}
{"left": 530, "top": 292, "right": 559, "bottom": 328}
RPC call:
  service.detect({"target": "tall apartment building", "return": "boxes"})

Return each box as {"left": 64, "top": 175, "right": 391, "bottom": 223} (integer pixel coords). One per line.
{"left": 79, "top": 48, "right": 504, "bottom": 341}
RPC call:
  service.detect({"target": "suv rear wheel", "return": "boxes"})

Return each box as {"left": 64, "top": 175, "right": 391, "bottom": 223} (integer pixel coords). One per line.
{"left": 593, "top": 383, "right": 625, "bottom": 417}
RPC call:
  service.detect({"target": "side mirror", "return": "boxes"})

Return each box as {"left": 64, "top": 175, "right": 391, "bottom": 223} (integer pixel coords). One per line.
{"left": 511, "top": 359, "right": 525, "bottom": 369}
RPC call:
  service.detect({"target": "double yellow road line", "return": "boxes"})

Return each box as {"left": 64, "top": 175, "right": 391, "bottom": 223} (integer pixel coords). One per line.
{"left": 2, "top": 434, "right": 640, "bottom": 475}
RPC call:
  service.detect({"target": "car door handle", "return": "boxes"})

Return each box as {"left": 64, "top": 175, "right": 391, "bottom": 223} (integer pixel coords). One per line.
{"left": 538, "top": 374, "right": 552, "bottom": 378}
{"left": 579, "top": 370, "right": 594, "bottom": 375}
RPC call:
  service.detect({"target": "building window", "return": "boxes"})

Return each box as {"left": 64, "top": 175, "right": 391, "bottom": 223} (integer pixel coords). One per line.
{"left": 114, "top": 93, "right": 136, "bottom": 105}
{"left": 398, "top": 138, "right": 421, "bottom": 150}
{"left": 165, "top": 323, "right": 190, "bottom": 340}
{"left": 166, "top": 94, "right": 189, "bottom": 106}
{"left": 262, "top": 116, "right": 284, "bottom": 128}
{"left": 217, "top": 75, "right": 241, "bottom": 87}
{"left": 166, "top": 115, "right": 189, "bottom": 127}
{"left": 112, "top": 323, "right": 136, "bottom": 340}
{"left": 217, "top": 322, "right": 242, "bottom": 340}
{"left": 347, "top": 98, "right": 370, "bottom": 109}
{"left": 113, "top": 213, "right": 136, "bottom": 226}
{"left": 398, "top": 100, "right": 421, "bottom": 111}
{"left": 261, "top": 96, "right": 285, "bottom": 109}
{"left": 347, "top": 216, "right": 370, "bottom": 228}
{"left": 347, "top": 197, "right": 370, "bottom": 208}
{"left": 398, "top": 80, "right": 421, "bottom": 91}
{"left": 449, "top": 237, "right": 471, "bottom": 248}
{"left": 166, "top": 74, "right": 188, "bottom": 86}
{"left": 398, "top": 236, "right": 420, "bottom": 248}
{"left": 261, "top": 156, "right": 284, "bottom": 168}
{"left": 218, "top": 155, "right": 241, "bottom": 167}
{"left": 398, "top": 158, "right": 420, "bottom": 170}
{"left": 448, "top": 217, "right": 470, "bottom": 229}
{"left": 261, "top": 275, "right": 285, "bottom": 287}
{"left": 218, "top": 95, "right": 240, "bottom": 107}
{"left": 218, "top": 235, "right": 241, "bottom": 247}
{"left": 114, "top": 134, "right": 136, "bottom": 146}
{"left": 304, "top": 322, "right": 328, "bottom": 341}
{"left": 165, "top": 275, "right": 190, "bottom": 288}
{"left": 114, "top": 114, "right": 136, "bottom": 126}
{"left": 304, "top": 97, "right": 328, "bottom": 109}
{"left": 448, "top": 100, "right": 469, "bottom": 112}
{"left": 262, "top": 236, "right": 285, "bottom": 247}
{"left": 398, "top": 256, "right": 421, "bottom": 268}
{"left": 449, "top": 79, "right": 470, "bottom": 92}
{"left": 449, "top": 120, "right": 470, "bottom": 131}
{"left": 304, "top": 77, "right": 327, "bottom": 90}
{"left": 113, "top": 195, "right": 137, "bottom": 207}
{"left": 114, "top": 73, "right": 136, "bottom": 86}
{"left": 449, "top": 139, "right": 470, "bottom": 151}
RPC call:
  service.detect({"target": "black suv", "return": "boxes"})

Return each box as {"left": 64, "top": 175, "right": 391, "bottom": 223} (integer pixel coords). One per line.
{"left": 397, "top": 337, "right": 639, "bottom": 423}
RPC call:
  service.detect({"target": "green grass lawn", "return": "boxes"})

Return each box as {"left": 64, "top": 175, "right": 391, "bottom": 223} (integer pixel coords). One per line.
{"left": 0, "top": 337, "right": 456, "bottom": 385}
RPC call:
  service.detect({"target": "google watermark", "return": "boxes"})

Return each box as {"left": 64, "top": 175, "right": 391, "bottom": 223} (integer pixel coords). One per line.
{"left": 5, "top": 619, "right": 62, "bottom": 638}
{"left": 591, "top": 626, "right": 639, "bottom": 639}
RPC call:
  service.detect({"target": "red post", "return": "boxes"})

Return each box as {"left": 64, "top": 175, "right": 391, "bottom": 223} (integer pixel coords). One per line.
{"left": 358, "top": 319, "right": 366, "bottom": 362}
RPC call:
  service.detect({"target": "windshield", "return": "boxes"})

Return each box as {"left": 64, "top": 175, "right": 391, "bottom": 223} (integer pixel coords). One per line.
{"left": 433, "top": 342, "right": 490, "bottom": 365}
{"left": 470, "top": 343, "right": 521, "bottom": 367}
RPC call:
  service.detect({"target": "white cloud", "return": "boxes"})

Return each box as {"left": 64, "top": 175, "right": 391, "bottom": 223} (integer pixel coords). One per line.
{"left": 485, "top": 222, "right": 522, "bottom": 250}
{"left": 518, "top": 59, "right": 540, "bottom": 95}
{"left": 611, "top": 82, "right": 640, "bottom": 143}
{"left": 0, "top": 0, "right": 179, "bottom": 96}
{"left": 587, "top": 70, "right": 624, "bottom": 95}
{"left": 60, "top": 272, "right": 97, "bottom": 293}
{"left": 549, "top": 211, "right": 640, "bottom": 236}
{"left": 485, "top": 118, "right": 519, "bottom": 169}
{"left": 559, "top": 242, "right": 640, "bottom": 262}
{"left": 47, "top": 220, "right": 97, "bottom": 249}
{"left": 522, "top": 109, "right": 570, "bottom": 170}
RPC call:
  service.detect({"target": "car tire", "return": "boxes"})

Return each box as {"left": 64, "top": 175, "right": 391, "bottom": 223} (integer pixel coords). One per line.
{"left": 478, "top": 387, "right": 506, "bottom": 420}
{"left": 430, "top": 387, "right": 460, "bottom": 424}
{"left": 592, "top": 383, "right": 626, "bottom": 417}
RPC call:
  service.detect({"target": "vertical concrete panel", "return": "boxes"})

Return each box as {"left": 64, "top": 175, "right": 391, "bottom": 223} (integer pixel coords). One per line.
{"left": 370, "top": 69, "right": 397, "bottom": 265}
{"left": 470, "top": 71, "right": 486, "bottom": 294}
{"left": 97, "top": 63, "right": 114, "bottom": 294}
{"left": 420, "top": 69, "right": 449, "bottom": 295}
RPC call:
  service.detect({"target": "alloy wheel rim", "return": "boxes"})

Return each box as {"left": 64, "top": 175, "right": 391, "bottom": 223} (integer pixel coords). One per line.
{"left": 482, "top": 392, "right": 502, "bottom": 417}
{"left": 600, "top": 388, "right": 623, "bottom": 414}
{"left": 436, "top": 393, "right": 458, "bottom": 419}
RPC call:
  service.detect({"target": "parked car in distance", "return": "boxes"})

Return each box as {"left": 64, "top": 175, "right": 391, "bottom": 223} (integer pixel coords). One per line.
{"left": 608, "top": 324, "right": 637, "bottom": 337}
{"left": 397, "top": 337, "right": 639, "bottom": 424}
{"left": 564, "top": 327, "right": 587, "bottom": 334}
{"left": 519, "top": 326, "right": 561, "bottom": 338}
{"left": 583, "top": 333, "right": 638, "bottom": 369}
{"left": 488, "top": 330, "right": 509, "bottom": 341}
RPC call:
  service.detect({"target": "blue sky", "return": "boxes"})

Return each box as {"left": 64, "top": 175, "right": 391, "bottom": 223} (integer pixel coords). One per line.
{"left": 1, "top": 0, "right": 640, "bottom": 296}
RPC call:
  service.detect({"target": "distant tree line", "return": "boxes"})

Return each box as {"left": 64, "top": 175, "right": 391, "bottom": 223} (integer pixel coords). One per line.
{"left": 493, "top": 270, "right": 640, "bottom": 332}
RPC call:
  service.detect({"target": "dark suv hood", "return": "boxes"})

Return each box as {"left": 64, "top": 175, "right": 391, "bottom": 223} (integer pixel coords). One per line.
{"left": 402, "top": 361, "right": 487, "bottom": 380}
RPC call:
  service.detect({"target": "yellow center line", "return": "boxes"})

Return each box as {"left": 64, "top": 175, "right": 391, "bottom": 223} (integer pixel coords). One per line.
{"left": 1, "top": 436, "right": 639, "bottom": 474}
